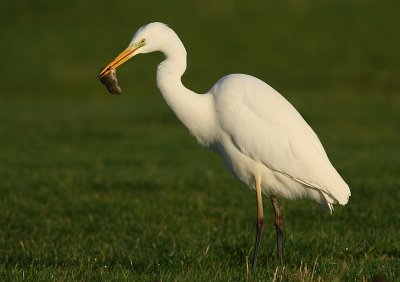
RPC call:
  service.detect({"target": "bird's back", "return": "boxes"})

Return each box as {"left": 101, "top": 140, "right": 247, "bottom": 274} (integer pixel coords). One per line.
{"left": 209, "top": 74, "right": 350, "bottom": 211}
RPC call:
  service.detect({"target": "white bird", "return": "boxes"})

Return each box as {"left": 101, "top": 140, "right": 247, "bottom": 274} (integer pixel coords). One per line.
{"left": 98, "top": 22, "right": 351, "bottom": 270}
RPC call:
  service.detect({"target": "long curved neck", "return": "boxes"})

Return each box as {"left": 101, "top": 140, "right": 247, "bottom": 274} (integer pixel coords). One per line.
{"left": 156, "top": 36, "right": 216, "bottom": 147}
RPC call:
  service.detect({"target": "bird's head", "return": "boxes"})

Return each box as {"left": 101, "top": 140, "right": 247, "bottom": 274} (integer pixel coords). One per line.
{"left": 98, "top": 22, "right": 173, "bottom": 78}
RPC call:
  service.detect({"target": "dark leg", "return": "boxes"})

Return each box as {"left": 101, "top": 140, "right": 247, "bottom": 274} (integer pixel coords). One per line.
{"left": 270, "top": 195, "right": 284, "bottom": 262}
{"left": 252, "top": 175, "right": 264, "bottom": 271}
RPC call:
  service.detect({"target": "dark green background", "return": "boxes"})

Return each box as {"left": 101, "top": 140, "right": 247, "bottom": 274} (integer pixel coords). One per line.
{"left": 1, "top": 1, "right": 399, "bottom": 280}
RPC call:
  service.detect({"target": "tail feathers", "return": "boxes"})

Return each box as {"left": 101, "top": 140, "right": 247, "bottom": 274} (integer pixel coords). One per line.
{"left": 321, "top": 179, "right": 351, "bottom": 214}
{"left": 277, "top": 167, "right": 351, "bottom": 213}
{"left": 328, "top": 171, "right": 351, "bottom": 206}
{"left": 294, "top": 173, "right": 350, "bottom": 213}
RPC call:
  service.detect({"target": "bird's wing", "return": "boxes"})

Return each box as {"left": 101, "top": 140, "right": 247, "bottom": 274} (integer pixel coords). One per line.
{"left": 213, "top": 75, "right": 350, "bottom": 205}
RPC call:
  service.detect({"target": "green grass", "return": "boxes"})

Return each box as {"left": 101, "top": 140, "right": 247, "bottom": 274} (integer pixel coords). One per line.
{"left": 1, "top": 0, "right": 400, "bottom": 281}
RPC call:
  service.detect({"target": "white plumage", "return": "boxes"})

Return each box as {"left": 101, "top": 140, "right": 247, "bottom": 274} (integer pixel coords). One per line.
{"left": 211, "top": 74, "right": 350, "bottom": 211}
{"left": 98, "top": 22, "right": 351, "bottom": 267}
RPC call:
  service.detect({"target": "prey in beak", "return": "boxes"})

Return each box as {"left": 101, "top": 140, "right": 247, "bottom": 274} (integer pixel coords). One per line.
{"left": 99, "top": 69, "right": 121, "bottom": 94}
{"left": 98, "top": 40, "right": 146, "bottom": 94}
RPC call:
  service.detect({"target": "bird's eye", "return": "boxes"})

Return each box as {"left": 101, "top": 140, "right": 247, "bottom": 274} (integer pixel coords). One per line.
{"left": 140, "top": 39, "right": 146, "bottom": 44}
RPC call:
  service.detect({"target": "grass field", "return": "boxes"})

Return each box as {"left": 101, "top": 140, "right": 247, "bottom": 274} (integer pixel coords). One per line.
{"left": 1, "top": 1, "right": 400, "bottom": 281}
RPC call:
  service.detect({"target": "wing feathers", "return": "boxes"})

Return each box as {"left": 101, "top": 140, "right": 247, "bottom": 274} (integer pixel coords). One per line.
{"left": 213, "top": 74, "right": 350, "bottom": 208}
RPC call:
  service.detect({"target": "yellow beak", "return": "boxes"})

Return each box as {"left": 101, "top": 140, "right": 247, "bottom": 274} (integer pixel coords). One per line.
{"left": 98, "top": 43, "right": 139, "bottom": 78}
